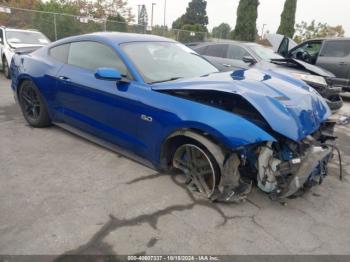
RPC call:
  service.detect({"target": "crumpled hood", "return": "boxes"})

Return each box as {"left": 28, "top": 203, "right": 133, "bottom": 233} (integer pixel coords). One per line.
{"left": 271, "top": 58, "right": 335, "bottom": 77}
{"left": 152, "top": 69, "right": 331, "bottom": 142}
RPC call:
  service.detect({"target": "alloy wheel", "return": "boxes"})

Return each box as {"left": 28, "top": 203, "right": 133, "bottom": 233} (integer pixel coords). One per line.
{"left": 173, "top": 144, "right": 216, "bottom": 198}
{"left": 20, "top": 84, "right": 41, "bottom": 121}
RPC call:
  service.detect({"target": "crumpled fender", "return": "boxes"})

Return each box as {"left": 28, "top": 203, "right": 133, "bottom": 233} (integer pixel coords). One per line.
{"left": 150, "top": 88, "right": 277, "bottom": 154}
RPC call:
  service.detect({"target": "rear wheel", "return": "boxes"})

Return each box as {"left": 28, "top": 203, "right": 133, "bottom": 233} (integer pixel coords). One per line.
{"left": 172, "top": 141, "right": 220, "bottom": 198}
{"left": 18, "top": 81, "right": 51, "bottom": 127}
{"left": 2, "top": 57, "right": 10, "bottom": 79}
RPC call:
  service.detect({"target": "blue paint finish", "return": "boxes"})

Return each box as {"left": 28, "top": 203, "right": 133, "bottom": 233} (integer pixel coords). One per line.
{"left": 95, "top": 68, "right": 122, "bottom": 81}
{"left": 10, "top": 32, "right": 331, "bottom": 168}
{"left": 153, "top": 68, "right": 330, "bottom": 141}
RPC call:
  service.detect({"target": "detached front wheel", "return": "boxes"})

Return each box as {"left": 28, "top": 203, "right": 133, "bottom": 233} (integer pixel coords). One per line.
{"left": 18, "top": 81, "right": 51, "bottom": 127}
{"left": 172, "top": 142, "right": 220, "bottom": 198}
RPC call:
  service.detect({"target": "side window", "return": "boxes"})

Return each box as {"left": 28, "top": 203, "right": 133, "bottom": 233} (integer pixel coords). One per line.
{"left": 49, "top": 44, "right": 70, "bottom": 63}
{"left": 227, "top": 45, "right": 249, "bottom": 60}
{"left": 68, "top": 41, "right": 128, "bottom": 75}
{"left": 291, "top": 41, "right": 322, "bottom": 58}
{"left": 194, "top": 45, "right": 208, "bottom": 55}
{"left": 205, "top": 44, "right": 228, "bottom": 58}
{"left": 321, "top": 41, "right": 350, "bottom": 58}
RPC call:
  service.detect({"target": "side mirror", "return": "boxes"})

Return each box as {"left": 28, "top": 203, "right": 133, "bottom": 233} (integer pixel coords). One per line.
{"left": 95, "top": 68, "right": 122, "bottom": 81}
{"left": 242, "top": 55, "right": 256, "bottom": 64}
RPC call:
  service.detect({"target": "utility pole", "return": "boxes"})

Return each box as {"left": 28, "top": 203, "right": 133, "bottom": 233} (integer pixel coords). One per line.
{"left": 163, "top": 0, "right": 167, "bottom": 27}
{"left": 151, "top": 3, "right": 156, "bottom": 28}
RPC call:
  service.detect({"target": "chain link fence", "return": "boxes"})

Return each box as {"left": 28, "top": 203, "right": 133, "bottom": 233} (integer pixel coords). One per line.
{"left": 0, "top": 5, "right": 208, "bottom": 43}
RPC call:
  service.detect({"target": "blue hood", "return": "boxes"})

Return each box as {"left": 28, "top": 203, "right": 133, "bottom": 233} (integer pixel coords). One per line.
{"left": 152, "top": 69, "right": 331, "bottom": 142}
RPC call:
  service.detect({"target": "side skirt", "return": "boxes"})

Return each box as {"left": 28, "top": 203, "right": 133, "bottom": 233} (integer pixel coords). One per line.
{"left": 53, "top": 122, "right": 157, "bottom": 171}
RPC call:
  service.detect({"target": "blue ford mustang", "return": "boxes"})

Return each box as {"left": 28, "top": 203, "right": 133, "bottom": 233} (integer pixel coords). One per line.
{"left": 10, "top": 32, "right": 337, "bottom": 202}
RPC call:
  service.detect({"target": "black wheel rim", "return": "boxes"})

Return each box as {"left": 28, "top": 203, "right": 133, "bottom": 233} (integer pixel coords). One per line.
{"left": 20, "top": 84, "right": 41, "bottom": 121}
{"left": 173, "top": 144, "right": 216, "bottom": 198}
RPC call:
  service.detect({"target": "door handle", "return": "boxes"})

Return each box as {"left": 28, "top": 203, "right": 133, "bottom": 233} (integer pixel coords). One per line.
{"left": 58, "top": 76, "right": 71, "bottom": 82}
{"left": 339, "top": 62, "right": 347, "bottom": 66}
{"left": 222, "top": 63, "right": 232, "bottom": 68}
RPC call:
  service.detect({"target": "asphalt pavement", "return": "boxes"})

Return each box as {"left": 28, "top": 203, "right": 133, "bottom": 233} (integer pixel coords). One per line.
{"left": 1, "top": 75, "right": 350, "bottom": 256}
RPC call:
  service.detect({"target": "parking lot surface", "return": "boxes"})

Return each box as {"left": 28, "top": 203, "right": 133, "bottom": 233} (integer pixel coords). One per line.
{"left": 1, "top": 75, "right": 350, "bottom": 256}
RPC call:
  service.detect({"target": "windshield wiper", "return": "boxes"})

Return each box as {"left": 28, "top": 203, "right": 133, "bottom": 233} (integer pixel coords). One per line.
{"left": 150, "top": 77, "right": 183, "bottom": 84}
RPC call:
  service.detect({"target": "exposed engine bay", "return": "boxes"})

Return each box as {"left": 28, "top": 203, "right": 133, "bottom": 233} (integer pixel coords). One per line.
{"left": 161, "top": 89, "right": 342, "bottom": 202}
{"left": 212, "top": 121, "right": 340, "bottom": 202}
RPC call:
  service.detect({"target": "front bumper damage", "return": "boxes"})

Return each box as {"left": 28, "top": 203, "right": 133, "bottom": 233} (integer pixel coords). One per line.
{"left": 210, "top": 122, "right": 340, "bottom": 203}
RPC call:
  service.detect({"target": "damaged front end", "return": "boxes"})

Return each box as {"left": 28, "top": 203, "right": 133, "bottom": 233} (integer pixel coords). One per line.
{"left": 211, "top": 121, "right": 339, "bottom": 202}
{"left": 154, "top": 69, "right": 341, "bottom": 202}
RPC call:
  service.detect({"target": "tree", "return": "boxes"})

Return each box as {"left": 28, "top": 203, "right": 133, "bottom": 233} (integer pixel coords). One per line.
{"left": 294, "top": 20, "right": 345, "bottom": 43}
{"left": 0, "top": 0, "right": 40, "bottom": 28}
{"left": 233, "top": 0, "right": 259, "bottom": 41}
{"left": 0, "top": 0, "right": 135, "bottom": 40}
{"left": 172, "top": 17, "right": 183, "bottom": 30}
{"left": 138, "top": 5, "right": 148, "bottom": 27}
{"left": 83, "top": 0, "right": 134, "bottom": 22}
{"left": 212, "top": 23, "right": 231, "bottom": 39}
{"left": 107, "top": 14, "right": 127, "bottom": 32}
{"left": 277, "top": 0, "right": 297, "bottom": 38}
{"left": 178, "top": 24, "right": 207, "bottom": 43}
{"left": 172, "top": 0, "right": 208, "bottom": 31}
{"left": 33, "top": 0, "right": 82, "bottom": 40}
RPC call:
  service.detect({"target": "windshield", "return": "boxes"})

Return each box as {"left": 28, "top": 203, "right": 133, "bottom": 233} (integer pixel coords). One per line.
{"left": 6, "top": 30, "right": 50, "bottom": 45}
{"left": 248, "top": 44, "right": 284, "bottom": 61}
{"left": 121, "top": 42, "right": 219, "bottom": 83}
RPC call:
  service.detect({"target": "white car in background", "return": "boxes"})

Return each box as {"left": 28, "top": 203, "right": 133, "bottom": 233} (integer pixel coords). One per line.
{"left": 0, "top": 27, "right": 50, "bottom": 79}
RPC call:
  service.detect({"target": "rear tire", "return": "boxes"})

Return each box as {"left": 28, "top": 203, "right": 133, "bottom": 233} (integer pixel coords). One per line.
{"left": 2, "top": 57, "right": 10, "bottom": 79}
{"left": 18, "top": 80, "right": 51, "bottom": 127}
{"left": 172, "top": 139, "right": 221, "bottom": 198}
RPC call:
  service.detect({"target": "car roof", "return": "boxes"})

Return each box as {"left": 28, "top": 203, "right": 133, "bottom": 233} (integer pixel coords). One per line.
{"left": 187, "top": 40, "right": 252, "bottom": 48}
{"left": 1, "top": 27, "right": 41, "bottom": 33}
{"left": 53, "top": 32, "right": 176, "bottom": 47}
{"left": 302, "top": 37, "right": 350, "bottom": 41}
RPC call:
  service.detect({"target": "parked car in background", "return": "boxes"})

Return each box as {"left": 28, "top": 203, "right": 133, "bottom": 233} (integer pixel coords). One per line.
{"left": 188, "top": 41, "right": 343, "bottom": 111}
{"left": 0, "top": 27, "right": 50, "bottom": 79}
{"left": 10, "top": 32, "right": 337, "bottom": 202}
{"left": 266, "top": 34, "right": 350, "bottom": 91}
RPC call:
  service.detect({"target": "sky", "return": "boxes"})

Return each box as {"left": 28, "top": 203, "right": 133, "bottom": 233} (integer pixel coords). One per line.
{"left": 127, "top": 0, "right": 350, "bottom": 36}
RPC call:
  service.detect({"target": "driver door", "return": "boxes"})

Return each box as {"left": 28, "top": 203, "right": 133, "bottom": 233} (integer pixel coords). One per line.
{"left": 54, "top": 41, "right": 142, "bottom": 152}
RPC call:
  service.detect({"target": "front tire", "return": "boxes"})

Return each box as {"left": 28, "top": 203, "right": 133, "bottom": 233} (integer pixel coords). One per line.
{"left": 172, "top": 140, "right": 221, "bottom": 198}
{"left": 18, "top": 81, "right": 51, "bottom": 127}
{"left": 2, "top": 57, "right": 10, "bottom": 79}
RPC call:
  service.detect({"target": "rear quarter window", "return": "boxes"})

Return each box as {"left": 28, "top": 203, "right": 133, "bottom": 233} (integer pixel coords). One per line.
{"left": 49, "top": 44, "right": 70, "bottom": 63}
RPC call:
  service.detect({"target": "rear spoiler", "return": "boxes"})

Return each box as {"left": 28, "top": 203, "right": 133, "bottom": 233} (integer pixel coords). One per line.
{"left": 15, "top": 46, "right": 43, "bottom": 55}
